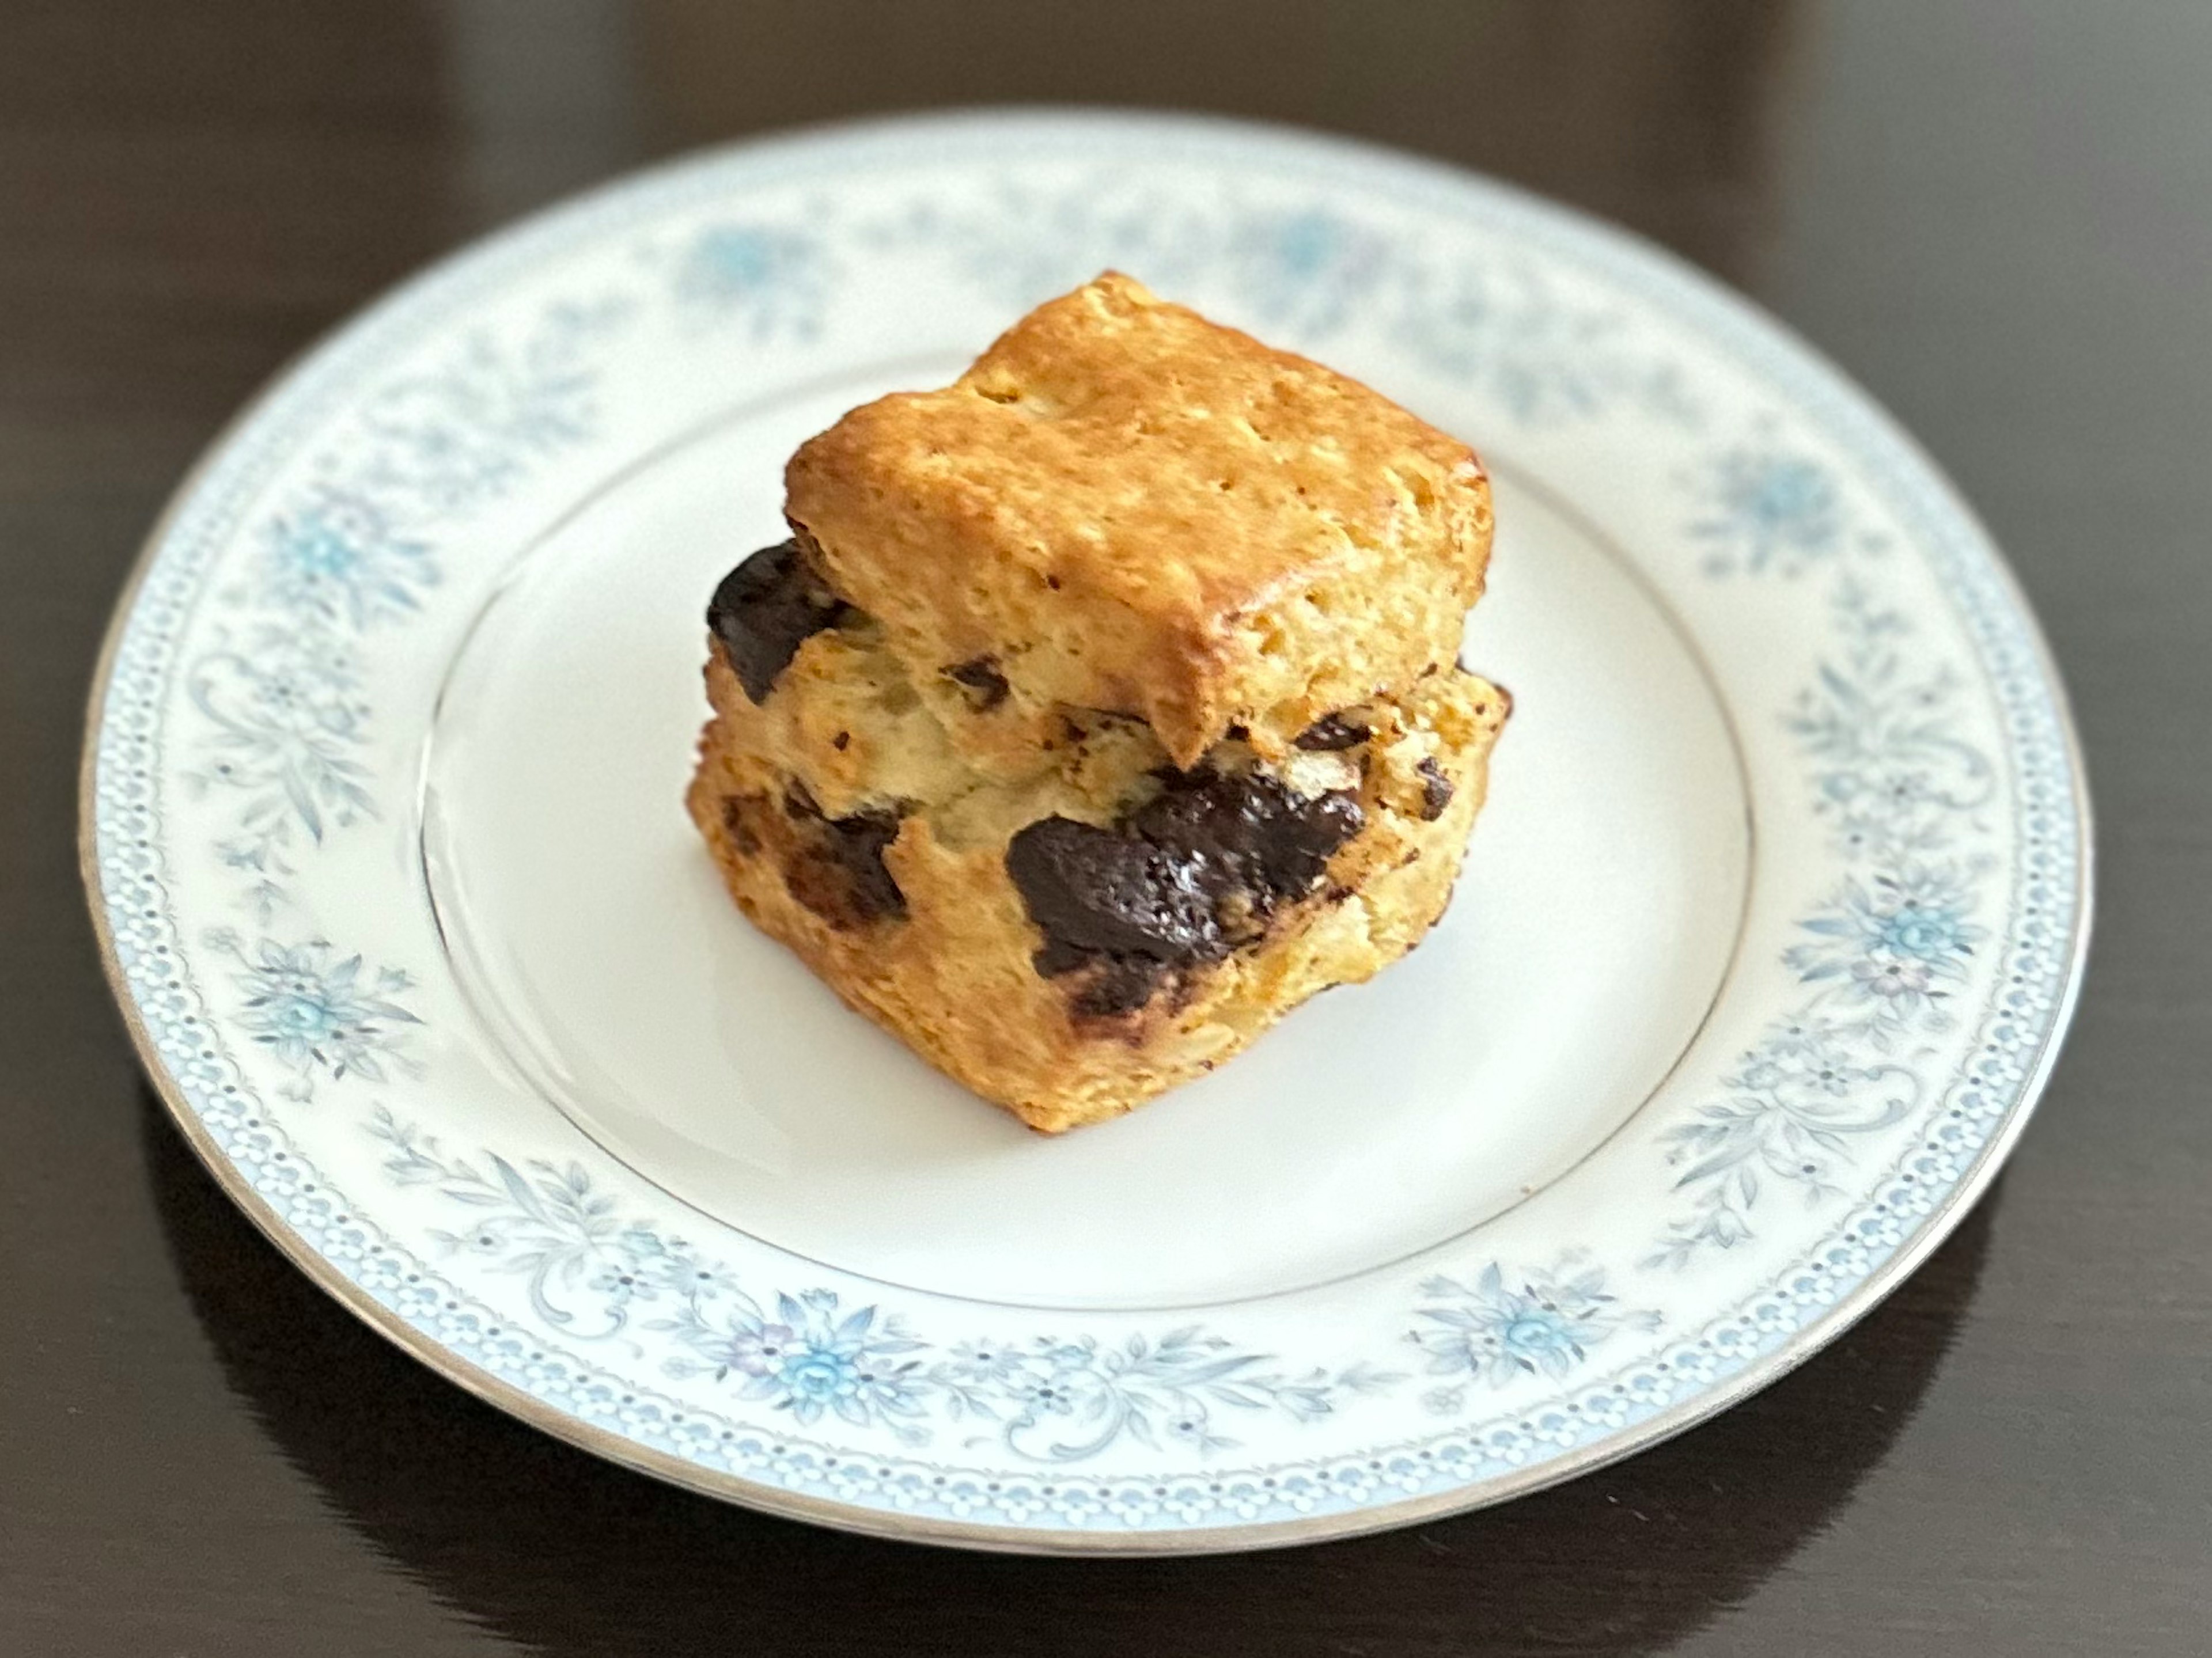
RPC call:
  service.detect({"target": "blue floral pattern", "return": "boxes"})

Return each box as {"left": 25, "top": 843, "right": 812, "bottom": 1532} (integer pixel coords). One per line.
{"left": 673, "top": 223, "right": 832, "bottom": 338}
{"left": 252, "top": 490, "right": 436, "bottom": 629}
{"left": 372, "top": 1111, "right": 1400, "bottom": 1459}
{"left": 1689, "top": 447, "right": 1847, "bottom": 576}
{"left": 872, "top": 176, "right": 1692, "bottom": 423}
{"left": 171, "top": 180, "right": 1713, "bottom": 934}
{"left": 182, "top": 297, "right": 633, "bottom": 911}
{"left": 1647, "top": 1025, "right": 1919, "bottom": 1264}
{"left": 213, "top": 935, "right": 421, "bottom": 1101}
{"left": 1789, "top": 581, "right": 1995, "bottom": 861}
{"left": 1646, "top": 582, "right": 1995, "bottom": 1268}
{"left": 925, "top": 178, "right": 1217, "bottom": 312}
{"left": 1391, "top": 261, "right": 1699, "bottom": 426}
{"left": 1224, "top": 207, "right": 1387, "bottom": 339}
{"left": 1787, "top": 865, "right": 1987, "bottom": 1043}
{"left": 1411, "top": 1258, "right": 1659, "bottom": 1413}
{"left": 87, "top": 119, "right": 2084, "bottom": 1539}
{"left": 183, "top": 626, "right": 374, "bottom": 921}
{"left": 352, "top": 299, "right": 632, "bottom": 518}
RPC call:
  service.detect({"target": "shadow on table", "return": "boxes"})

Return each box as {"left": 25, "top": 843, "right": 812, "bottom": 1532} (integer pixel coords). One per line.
{"left": 146, "top": 1090, "right": 1997, "bottom": 1658}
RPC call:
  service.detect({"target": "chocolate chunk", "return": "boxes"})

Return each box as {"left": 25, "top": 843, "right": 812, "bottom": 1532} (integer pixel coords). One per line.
{"left": 719, "top": 795, "right": 762, "bottom": 856}
{"left": 822, "top": 815, "right": 906, "bottom": 921}
{"left": 1069, "top": 957, "right": 1174, "bottom": 1019}
{"left": 1005, "top": 769, "right": 1365, "bottom": 1014}
{"left": 1294, "top": 712, "right": 1369, "bottom": 751}
{"left": 783, "top": 786, "right": 907, "bottom": 925}
{"left": 707, "top": 538, "right": 850, "bottom": 703}
{"left": 1005, "top": 817, "right": 1220, "bottom": 963}
{"left": 946, "top": 655, "right": 1011, "bottom": 710}
{"left": 1416, "top": 757, "right": 1455, "bottom": 821}
{"left": 1124, "top": 772, "right": 1363, "bottom": 900}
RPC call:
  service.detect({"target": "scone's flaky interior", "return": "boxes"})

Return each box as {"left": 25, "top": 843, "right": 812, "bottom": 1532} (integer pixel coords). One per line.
{"left": 688, "top": 606, "right": 1507, "bottom": 1133}
{"left": 688, "top": 274, "right": 1510, "bottom": 1133}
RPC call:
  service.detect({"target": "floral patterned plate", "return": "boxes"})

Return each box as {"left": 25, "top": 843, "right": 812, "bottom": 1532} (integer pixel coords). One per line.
{"left": 82, "top": 111, "right": 2090, "bottom": 1553}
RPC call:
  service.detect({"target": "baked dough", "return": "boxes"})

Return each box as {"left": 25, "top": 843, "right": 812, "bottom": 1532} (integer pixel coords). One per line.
{"left": 687, "top": 274, "right": 1510, "bottom": 1132}
{"left": 785, "top": 271, "right": 1494, "bottom": 772}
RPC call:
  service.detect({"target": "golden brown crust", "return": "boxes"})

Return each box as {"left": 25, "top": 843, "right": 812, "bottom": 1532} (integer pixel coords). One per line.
{"left": 785, "top": 272, "right": 1494, "bottom": 771}
{"left": 688, "top": 629, "right": 1508, "bottom": 1133}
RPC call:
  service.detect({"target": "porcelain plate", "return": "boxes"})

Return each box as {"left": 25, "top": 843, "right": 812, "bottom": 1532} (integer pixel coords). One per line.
{"left": 82, "top": 111, "right": 2090, "bottom": 1553}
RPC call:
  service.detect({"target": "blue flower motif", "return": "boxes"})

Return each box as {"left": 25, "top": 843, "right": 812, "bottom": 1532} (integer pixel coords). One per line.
{"left": 675, "top": 223, "right": 830, "bottom": 339}
{"left": 930, "top": 179, "right": 1214, "bottom": 310}
{"left": 707, "top": 1321, "right": 799, "bottom": 1379}
{"left": 695, "top": 1292, "right": 931, "bottom": 1430}
{"left": 355, "top": 297, "right": 632, "bottom": 516}
{"left": 945, "top": 1341, "right": 1022, "bottom": 1384}
{"left": 1260, "top": 210, "right": 1339, "bottom": 276}
{"left": 779, "top": 1346, "right": 860, "bottom": 1412}
{"left": 653, "top": 1255, "right": 745, "bottom": 1303}
{"left": 217, "top": 935, "right": 422, "bottom": 1092}
{"left": 1389, "top": 255, "right": 1701, "bottom": 424}
{"left": 187, "top": 297, "right": 631, "bottom": 918}
{"left": 361, "top": 1103, "right": 1408, "bottom": 1459}
{"left": 1692, "top": 449, "right": 1843, "bottom": 575}
{"left": 1410, "top": 1261, "right": 1656, "bottom": 1390}
{"left": 1877, "top": 902, "right": 1971, "bottom": 960}
{"left": 1497, "top": 1307, "right": 1584, "bottom": 1365}
{"left": 1227, "top": 208, "right": 1382, "bottom": 337}
{"left": 1013, "top": 1371, "right": 1083, "bottom": 1419}
{"left": 1393, "top": 264, "right": 1620, "bottom": 422}
{"left": 1786, "top": 864, "right": 1984, "bottom": 1037}
{"left": 255, "top": 491, "right": 436, "bottom": 629}
{"left": 586, "top": 1259, "right": 662, "bottom": 1307}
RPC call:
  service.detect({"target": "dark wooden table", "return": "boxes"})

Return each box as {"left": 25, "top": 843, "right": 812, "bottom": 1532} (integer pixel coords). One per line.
{"left": 6, "top": 2, "right": 2207, "bottom": 1652}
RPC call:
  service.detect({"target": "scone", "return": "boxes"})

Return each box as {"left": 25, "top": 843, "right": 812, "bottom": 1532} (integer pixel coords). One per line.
{"left": 686, "top": 272, "right": 1509, "bottom": 1133}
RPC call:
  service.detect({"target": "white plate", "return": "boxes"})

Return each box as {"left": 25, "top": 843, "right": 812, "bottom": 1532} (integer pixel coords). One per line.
{"left": 83, "top": 111, "right": 2090, "bottom": 1553}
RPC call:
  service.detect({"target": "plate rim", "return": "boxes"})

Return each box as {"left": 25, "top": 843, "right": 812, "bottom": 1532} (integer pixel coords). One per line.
{"left": 77, "top": 105, "right": 2096, "bottom": 1556}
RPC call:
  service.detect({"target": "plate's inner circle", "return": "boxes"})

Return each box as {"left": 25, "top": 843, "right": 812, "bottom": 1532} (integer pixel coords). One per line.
{"left": 419, "top": 366, "right": 1752, "bottom": 1310}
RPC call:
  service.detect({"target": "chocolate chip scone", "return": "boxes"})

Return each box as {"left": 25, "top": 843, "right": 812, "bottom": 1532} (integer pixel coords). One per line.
{"left": 686, "top": 272, "right": 1509, "bottom": 1133}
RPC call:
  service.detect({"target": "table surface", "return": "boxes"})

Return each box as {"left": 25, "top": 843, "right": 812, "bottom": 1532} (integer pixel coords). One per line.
{"left": 6, "top": 2, "right": 2208, "bottom": 1653}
